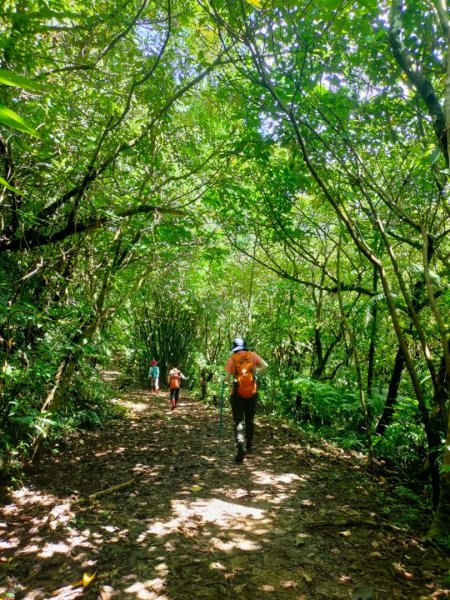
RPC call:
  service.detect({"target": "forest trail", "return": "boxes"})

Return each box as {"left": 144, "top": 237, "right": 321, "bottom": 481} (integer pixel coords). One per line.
{"left": 1, "top": 376, "right": 449, "bottom": 600}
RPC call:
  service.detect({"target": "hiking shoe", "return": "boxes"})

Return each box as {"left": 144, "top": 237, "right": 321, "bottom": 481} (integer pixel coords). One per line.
{"left": 235, "top": 445, "right": 245, "bottom": 463}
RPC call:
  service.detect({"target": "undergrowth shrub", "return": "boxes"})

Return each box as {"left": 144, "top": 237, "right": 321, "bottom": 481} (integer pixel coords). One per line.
{"left": 273, "top": 377, "right": 424, "bottom": 461}
{"left": 0, "top": 358, "right": 126, "bottom": 480}
{"left": 285, "top": 377, "right": 364, "bottom": 427}
{"left": 0, "top": 358, "right": 58, "bottom": 470}
{"left": 60, "top": 362, "right": 125, "bottom": 430}
{"left": 372, "top": 395, "right": 426, "bottom": 468}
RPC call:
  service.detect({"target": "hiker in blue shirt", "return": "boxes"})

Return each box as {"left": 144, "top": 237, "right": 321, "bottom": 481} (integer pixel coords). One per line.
{"left": 148, "top": 360, "right": 160, "bottom": 393}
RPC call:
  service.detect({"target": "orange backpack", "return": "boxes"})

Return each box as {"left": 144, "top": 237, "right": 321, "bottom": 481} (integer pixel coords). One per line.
{"left": 232, "top": 351, "right": 257, "bottom": 398}
{"left": 169, "top": 370, "right": 180, "bottom": 389}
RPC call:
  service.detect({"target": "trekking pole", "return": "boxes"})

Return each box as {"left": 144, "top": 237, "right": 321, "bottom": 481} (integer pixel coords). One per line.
{"left": 218, "top": 380, "right": 225, "bottom": 457}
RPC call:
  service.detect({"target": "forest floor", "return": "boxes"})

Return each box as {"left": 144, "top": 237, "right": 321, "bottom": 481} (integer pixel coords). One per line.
{"left": 1, "top": 374, "right": 450, "bottom": 600}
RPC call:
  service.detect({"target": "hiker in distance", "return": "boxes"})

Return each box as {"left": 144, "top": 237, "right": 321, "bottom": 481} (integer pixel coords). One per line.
{"left": 168, "top": 366, "right": 187, "bottom": 410}
{"left": 224, "top": 337, "right": 268, "bottom": 463}
{"left": 148, "top": 359, "right": 160, "bottom": 393}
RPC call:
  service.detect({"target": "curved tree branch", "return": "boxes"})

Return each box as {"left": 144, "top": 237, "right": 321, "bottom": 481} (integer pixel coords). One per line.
{"left": 389, "top": 0, "right": 448, "bottom": 165}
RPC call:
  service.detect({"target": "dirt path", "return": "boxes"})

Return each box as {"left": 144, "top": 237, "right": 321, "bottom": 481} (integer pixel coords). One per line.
{"left": 1, "top": 383, "right": 449, "bottom": 599}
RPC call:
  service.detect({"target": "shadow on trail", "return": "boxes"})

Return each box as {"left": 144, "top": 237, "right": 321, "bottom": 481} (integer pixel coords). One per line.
{"left": 0, "top": 385, "right": 448, "bottom": 599}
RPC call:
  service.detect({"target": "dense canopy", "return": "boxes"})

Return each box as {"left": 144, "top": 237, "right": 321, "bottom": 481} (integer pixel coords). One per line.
{"left": 1, "top": 0, "right": 450, "bottom": 541}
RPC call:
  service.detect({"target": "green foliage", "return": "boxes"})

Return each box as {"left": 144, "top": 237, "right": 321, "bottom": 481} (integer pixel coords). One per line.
{"left": 0, "top": 69, "right": 43, "bottom": 92}
{"left": 0, "top": 0, "right": 449, "bottom": 533}
{"left": 373, "top": 396, "right": 427, "bottom": 468}
{"left": 433, "top": 536, "right": 450, "bottom": 555}
{"left": 0, "top": 67, "right": 42, "bottom": 136}
{"left": 286, "top": 376, "right": 363, "bottom": 427}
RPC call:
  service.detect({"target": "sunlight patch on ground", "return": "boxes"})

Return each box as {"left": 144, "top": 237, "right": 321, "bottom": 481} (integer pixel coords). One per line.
{"left": 183, "top": 498, "right": 266, "bottom": 523}
{"left": 251, "top": 470, "right": 302, "bottom": 486}
{"left": 139, "top": 498, "right": 266, "bottom": 543}
{"left": 2, "top": 492, "right": 83, "bottom": 559}
{"left": 0, "top": 536, "right": 20, "bottom": 551}
{"left": 210, "top": 535, "right": 262, "bottom": 552}
{"left": 120, "top": 400, "right": 149, "bottom": 413}
{"left": 252, "top": 491, "right": 291, "bottom": 505}
{"left": 16, "top": 528, "right": 96, "bottom": 559}
{"left": 200, "top": 454, "right": 216, "bottom": 462}
{"left": 211, "top": 467, "right": 304, "bottom": 506}
{"left": 131, "top": 463, "right": 159, "bottom": 474}
{"left": 38, "top": 541, "right": 73, "bottom": 558}
{"left": 11, "top": 518, "right": 99, "bottom": 561}
{"left": 212, "top": 486, "right": 252, "bottom": 500}
{"left": 125, "top": 578, "right": 168, "bottom": 599}
{"left": 209, "top": 469, "right": 305, "bottom": 506}
{"left": 8, "top": 487, "right": 55, "bottom": 507}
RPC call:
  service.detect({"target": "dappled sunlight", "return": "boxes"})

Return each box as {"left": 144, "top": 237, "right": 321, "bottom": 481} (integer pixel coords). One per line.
{"left": 125, "top": 578, "right": 168, "bottom": 600}
{"left": 210, "top": 486, "right": 250, "bottom": 501}
{"left": 177, "top": 400, "right": 197, "bottom": 409}
{"left": 141, "top": 497, "right": 267, "bottom": 543}
{"left": 8, "top": 486, "right": 56, "bottom": 508}
{"left": 211, "top": 467, "right": 306, "bottom": 507}
{"left": 0, "top": 534, "right": 20, "bottom": 551}
{"left": 176, "top": 498, "right": 266, "bottom": 523}
{"left": 2, "top": 387, "right": 444, "bottom": 600}
{"left": 199, "top": 454, "right": 216, "bottom": 463}
{"left": 120, "top": 400, "right": 149, "bottom": 413}
{"left": 251, "top": 469, "right": 303, "bottom": 486}
{"left": 37, "top": 541, "right": 73, "bottom": 558}
{"left": 209, "top": 535, "right": 262, "bottom": 552}
{"left": 253, "top": 490, "right": 291, "bottom": 505}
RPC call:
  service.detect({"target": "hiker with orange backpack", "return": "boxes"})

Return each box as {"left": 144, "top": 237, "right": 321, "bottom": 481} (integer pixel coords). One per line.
{"left": 224, "top": 337, "right": 268, "bottom": 463}
{"left": 168, "top": 366, "right": 187, "bottom": 409}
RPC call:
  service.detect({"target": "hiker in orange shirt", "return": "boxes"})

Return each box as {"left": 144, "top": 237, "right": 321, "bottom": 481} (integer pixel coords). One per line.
{"left": 168, "top": 366, "right": 187, "bottom": 409}
{"left": 224, "top": 337, "right": 268, "bottom": 463}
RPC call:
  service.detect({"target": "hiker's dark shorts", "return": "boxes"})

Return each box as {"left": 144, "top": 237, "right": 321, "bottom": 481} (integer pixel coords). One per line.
{"left": 230, "top": 392, "right": 258, "bottom": 447}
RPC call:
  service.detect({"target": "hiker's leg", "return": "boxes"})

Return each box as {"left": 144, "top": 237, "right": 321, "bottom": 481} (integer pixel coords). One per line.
{"left": 174, "top": 388, "right": 180, "bottom": 406}
{"left": 170, "top": 389, "right": 176, "bottom": 408}
{"left": 230, "top": 394, "right": 245, "bottom": 462}
{"left": 244, "top": 395, "right": 258, "bottom": 452}
{"left": 230, "top": 394, "right": 245, "bottom": 445}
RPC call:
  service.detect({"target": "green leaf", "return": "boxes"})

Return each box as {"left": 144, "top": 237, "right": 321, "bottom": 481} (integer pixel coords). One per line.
{"left": 0, "top": 104, "right": 40, "bottom": 138}
{"left": 0, "top": 70, "right": 43, "bottom": 92}
{"left": 313, "top": 84, "right": 329, "bottom": 96}
{"left": 321, "top": 0, "right": 343, "bottom": 9}
{"left": 0, "top": 176, "right": 23, "bottom": 194}
{"left": 245, "top": 0, "right": 262, "bottom": 8}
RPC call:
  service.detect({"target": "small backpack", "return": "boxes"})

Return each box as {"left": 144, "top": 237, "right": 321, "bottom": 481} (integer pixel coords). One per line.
{"left": 232, "top": 351, "right": 257, "bottom": 398}
{"left": 150, "top": 365, "right": 158, "bottom": 378}
{"left": 169, "top": 370, "right": 180, "bottom": 389}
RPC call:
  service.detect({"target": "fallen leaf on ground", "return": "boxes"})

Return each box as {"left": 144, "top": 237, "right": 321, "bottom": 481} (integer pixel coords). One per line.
{"left": 299, "top": 567, "right": 313, "bottom": 583}
{"left": 83, "top": 571, "right": 97, "bottom": 586}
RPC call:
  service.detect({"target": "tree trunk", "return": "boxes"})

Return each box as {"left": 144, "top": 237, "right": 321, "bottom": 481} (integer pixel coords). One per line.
{"left": 367, "top": 264, "right": 379, "bottom": 398}
{"left": 375, "top": 346, "right": 405, "bottom": 435}
{"left": 429, "top": 407, "right": 450, "bottom": 537}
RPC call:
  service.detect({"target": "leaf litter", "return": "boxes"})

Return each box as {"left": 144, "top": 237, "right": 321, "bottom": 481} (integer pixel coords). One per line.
{"left": 0, "top": 385, "right": 449, "bottom": 599}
